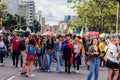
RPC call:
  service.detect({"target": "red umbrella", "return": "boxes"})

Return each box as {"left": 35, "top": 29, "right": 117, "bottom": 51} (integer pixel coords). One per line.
{"left": 42, "top": 31, "right": 54, "bottom": 36}
{"left": 87, "top": 31, "right": 99, "bottom": 36}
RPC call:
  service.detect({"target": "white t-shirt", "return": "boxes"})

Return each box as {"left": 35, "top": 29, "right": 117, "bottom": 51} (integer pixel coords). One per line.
{"left": 0, "top": 41, "right": 7, "bottom": 52}
{"left": 105, "top": 43, "right": 119, "bottom": 63}
{"left": 74, "top": 44, "right": 80, "bottom": 53}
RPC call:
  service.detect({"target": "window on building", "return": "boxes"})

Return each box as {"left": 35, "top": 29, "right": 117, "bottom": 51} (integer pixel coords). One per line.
{"left": 30, "top": 16, "right": 33, "bottom": 18}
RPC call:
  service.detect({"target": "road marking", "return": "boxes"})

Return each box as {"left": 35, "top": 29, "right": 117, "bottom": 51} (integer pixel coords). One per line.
{"left": 6, "top": 76, "right": 15, "bottom": 80}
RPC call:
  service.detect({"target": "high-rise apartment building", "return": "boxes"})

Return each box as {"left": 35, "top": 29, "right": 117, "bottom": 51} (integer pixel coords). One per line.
{"left": 35, "top": 11, "right": 42, "bottom": 26}
{"left": 19, "top": 0, "right": 35, "bottom": 26}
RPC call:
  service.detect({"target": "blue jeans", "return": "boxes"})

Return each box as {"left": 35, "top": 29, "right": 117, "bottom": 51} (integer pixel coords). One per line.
{"left": 56, "top": 51, "right": 61, "bottom": 71}
{"left": 0, "top": 54, "right": 4, "bottom": 63}
{"left": 87, "top": 57, "right": 100, "bottom": 80}
{"left": 46, "top": 52, "right": 52, "bottom": 71}
{"left": 35, "top": 55, "right": 42, "bottom": 68}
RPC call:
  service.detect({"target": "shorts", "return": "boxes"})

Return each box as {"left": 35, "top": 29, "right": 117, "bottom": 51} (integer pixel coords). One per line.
{"left": 21, "top": 51, "right": 27, "bottom": 63}
{"left": 106, "top": 60, "right": 119, "bottom": 69}
{"left": 27, "top": 54, "right": 36, "bottom": 62}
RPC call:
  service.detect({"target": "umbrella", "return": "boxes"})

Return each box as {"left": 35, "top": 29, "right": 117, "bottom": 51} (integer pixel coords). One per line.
{"left": 42, "top": 31, "right": 54, "bottom": 36}
{"left": 14, "top": 29, "right": 25, "bottom": 33}
{"left": 87, "top": 31, "right": 99, "bottom": 36}
{"left": 17, "top": 29, "right": 25, "bottom": 33}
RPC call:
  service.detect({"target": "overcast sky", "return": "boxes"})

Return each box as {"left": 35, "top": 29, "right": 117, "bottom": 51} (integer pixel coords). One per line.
{"left": 34, "top": 0, "right": 76, "bottom": 25}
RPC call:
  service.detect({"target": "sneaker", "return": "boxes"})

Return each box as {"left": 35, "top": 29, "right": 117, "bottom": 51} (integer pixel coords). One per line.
{"left": 29, "top": 74, "right": 35, "bottom": 78}
{"left": 76, "top": 70, "right": 80, "bottom": 73}
{"left": 57, "top": 70, "right": 61, "bottom": 73}
{"left": 47, "top": 70, "right": 50, "bottom": 72}
{"left": 1, "top": 63, "right": 4, "bottom": 66}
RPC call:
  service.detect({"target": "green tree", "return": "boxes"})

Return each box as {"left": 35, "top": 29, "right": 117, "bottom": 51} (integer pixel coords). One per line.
{"left": 2, "top": 13, "right": 27, "bottom": 30}
{"left": 68, "top": 0, "right": 118, "bottom": 33}
{"left": 34, "top": 19, "right": 41, "bottom": 33}
{"left": 0, "top": 1, "right": 7, "bottom": 27}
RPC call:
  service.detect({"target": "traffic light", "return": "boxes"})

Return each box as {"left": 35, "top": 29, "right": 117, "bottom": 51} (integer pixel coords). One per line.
{"left": 0, "top": 18, "right": 2, "bottom": 26}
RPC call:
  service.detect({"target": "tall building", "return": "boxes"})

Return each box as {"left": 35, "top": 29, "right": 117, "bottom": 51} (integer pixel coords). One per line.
{"left": 18, "top": 4, "right": 29, "bottom": 26}
{"left": 19, "top": 0, "right": 35, "bottom": 26}
{"left": 42, "top": 17, "right": 45, "bottom": 26}
{"left": 35, "top": 11, "right": 42, "bottom": 26}
{"left": 35, "top": 11, "right": 45, "bottom": 26}
{"left": 2, "top": 0, "right": 19, "bottom": 15}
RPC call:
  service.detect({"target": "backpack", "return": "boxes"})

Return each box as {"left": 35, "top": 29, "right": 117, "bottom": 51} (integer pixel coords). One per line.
{"left": 28, "top": 45, "right": 36, "bottom": 54}
{"left": 19, "top": 39, "right": 26, "bottom": 51}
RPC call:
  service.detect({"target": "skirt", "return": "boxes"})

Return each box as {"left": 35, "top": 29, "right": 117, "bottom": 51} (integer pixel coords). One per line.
{"left": 106, "top": 60, "right": 119, "bottom": 69}
{"left": 27, "top": 54, "right": 36, "bottom": 62}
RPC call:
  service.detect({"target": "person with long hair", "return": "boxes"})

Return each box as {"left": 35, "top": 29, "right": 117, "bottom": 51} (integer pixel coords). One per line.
{"left": 73, "top": 37, "right": 82, "bottom": 73}
{"left": 87, "top": 38, "right": 100, "bottom": 80}
{"left": 0, "top": 34, "right": 7, "bottom": 66}
{"left": 20, "top": 31, "right": 30, "bottom": 75}
{"left": 54, "top": 35, "right": 62, "bottom": 72}
{"left": 26, "top": 38, "right": 36, "bottom": 77}
{"left": 46, "top": 37, "right": 54, "bottom": 72}
{"left": 105, "top": 36, "right": 119, "bottom": 80}
{"left": 12, "top": 33, "right": 20, "bottom": 67}
{"left": 35, "top": 38, "right": 42, "bottom": 70}
{"left": 115, "top": 37, "right": 120, "bottom": 80}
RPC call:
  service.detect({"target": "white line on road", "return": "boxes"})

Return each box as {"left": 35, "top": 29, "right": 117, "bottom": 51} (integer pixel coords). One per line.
{"left": 6, "top": 76, "right": 15, "bottom": 80}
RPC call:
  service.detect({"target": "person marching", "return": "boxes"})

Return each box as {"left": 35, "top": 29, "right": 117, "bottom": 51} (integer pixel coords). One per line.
{"left": 63, "top": 34, "right": 73, "bottom": 73}
{"left": 12, "top": 33, "right": 20, "bottom": 67}
{"left": 54, "top": 35, "right": 62, "bottom": 72}
{"left": 26, "top": 38, "right": 36, "bottom": 77}
{"left": 0, "top": 34, "right": 7, "bottom": 66}
{"left": 46, "top": 38, "right": 54, "bottom": 72}
{"left": 87, "top": 38, "right": 100, "bottom": 80}
{"left": 73, "top": 37, "right": 82, "bottom": 73}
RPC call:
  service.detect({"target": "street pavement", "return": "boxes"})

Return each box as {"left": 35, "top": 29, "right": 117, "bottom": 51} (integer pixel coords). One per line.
{"left": 0, "top": 57, "right": 108, "bottom": 80}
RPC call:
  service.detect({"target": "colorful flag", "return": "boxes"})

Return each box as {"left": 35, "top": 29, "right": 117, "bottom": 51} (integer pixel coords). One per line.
{"left": 80, "top": 28, "right": 84, "bottom": 37}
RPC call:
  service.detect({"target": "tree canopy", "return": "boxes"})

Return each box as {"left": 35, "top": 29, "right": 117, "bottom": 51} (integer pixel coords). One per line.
{"left": 68, "top": 0, "right": 119, "bottom": 33}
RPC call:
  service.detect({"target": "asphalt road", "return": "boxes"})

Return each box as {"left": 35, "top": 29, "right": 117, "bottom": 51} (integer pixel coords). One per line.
{"left": 0, "top": 58, "right": 108, "bottom": 80}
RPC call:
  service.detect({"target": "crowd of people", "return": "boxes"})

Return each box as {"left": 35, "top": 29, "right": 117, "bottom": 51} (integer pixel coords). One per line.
{"left": 0, "top": 31, "right": 119, "bottom": 80}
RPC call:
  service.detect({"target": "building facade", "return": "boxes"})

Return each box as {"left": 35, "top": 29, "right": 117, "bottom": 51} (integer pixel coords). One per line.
{"left": 20, "top": 0, "right": 35, "bottom": 26}
{"left": 18, "top": 4, "right": 30, "bottom": 26}
{"left": 35, "top": 10, "right": 42, "bottom": 25}
{"left": 3, "top": 0, "right": 19, "bottom": 15}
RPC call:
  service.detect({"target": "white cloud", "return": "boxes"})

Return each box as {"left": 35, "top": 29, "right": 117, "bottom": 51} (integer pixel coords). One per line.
{"left": 34, "top": 0, "right": 76, "bottom": 25}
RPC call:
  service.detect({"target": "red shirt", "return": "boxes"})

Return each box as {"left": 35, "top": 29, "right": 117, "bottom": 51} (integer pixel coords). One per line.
{"left": 12, "top": 38, "right": 20, "bottom": 51}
